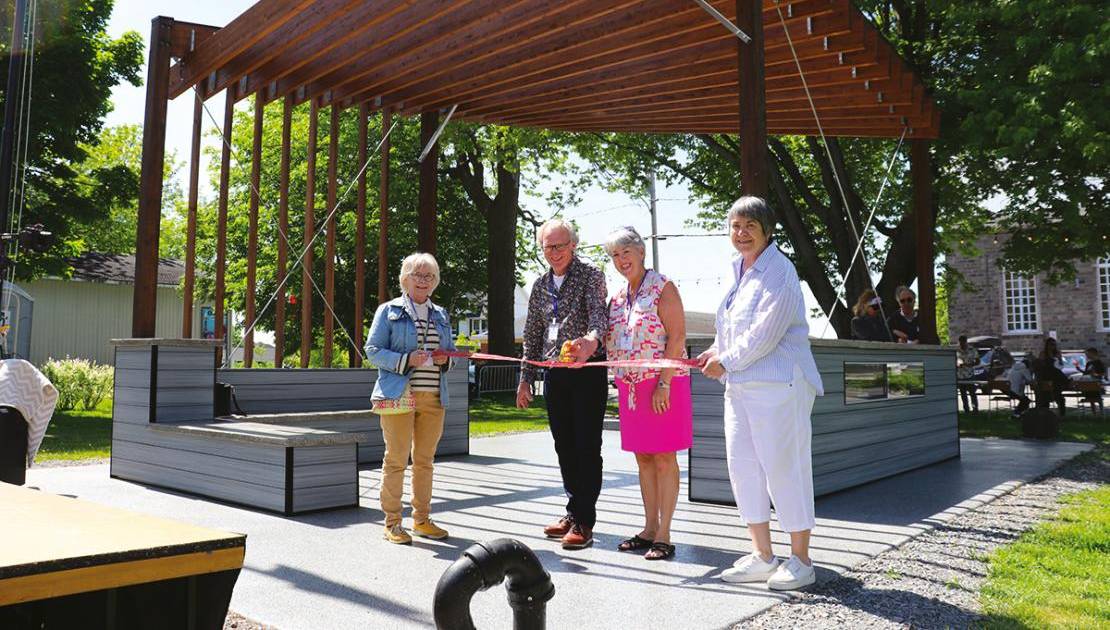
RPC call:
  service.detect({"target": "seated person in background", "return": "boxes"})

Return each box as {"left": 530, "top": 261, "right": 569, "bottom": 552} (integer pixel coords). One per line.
{"left": 1031, "top": 337, "right": 1068, "bottom": 416}
{"left": 956, "top": 335, "right": 980, "bottom": 413}
{"left": 1008, "top": 357, "right": 1035, "bottom": 417}
{"left": 1077, "top": 347, "right": 1107, "bottom": 381}
{"left": 850, "top": 290, "right": 892, "bottom": 342}
{"left": 887, "top": 286, "right": 920, "bottom": 344}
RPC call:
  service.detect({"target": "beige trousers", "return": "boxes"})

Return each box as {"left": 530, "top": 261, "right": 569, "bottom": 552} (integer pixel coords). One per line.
{"left": 379, "top": 391, "right": 445, "bottom": 526}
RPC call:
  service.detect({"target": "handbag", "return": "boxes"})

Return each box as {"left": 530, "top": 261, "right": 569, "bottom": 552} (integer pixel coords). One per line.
{"left": 372, "top": 385, "right": 415, "bottom": 415}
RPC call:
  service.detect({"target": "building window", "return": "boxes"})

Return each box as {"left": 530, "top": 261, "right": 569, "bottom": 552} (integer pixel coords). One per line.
{"left": 1098, "top": 258, "right": 1110, "bottom": 331}
{"left": 1003, "top": 271, "right": 1039, "bottom": 333}
{"left": 467, "top": 317, "right": 488, "bottom": 334}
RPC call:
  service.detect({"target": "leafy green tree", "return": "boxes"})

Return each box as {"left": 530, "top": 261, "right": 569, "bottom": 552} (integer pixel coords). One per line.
{"left": 1, "top": 0, "right": 143, "bottom": 277}
{"left": 73, "top": 124, "right": 185, "bottom": 257}
{"left": 444, "top": 123, "right": 585, "bottom": 355}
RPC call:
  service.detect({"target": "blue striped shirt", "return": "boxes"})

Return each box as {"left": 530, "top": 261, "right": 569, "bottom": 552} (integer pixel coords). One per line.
{"left": 712, "top": 242, "right": 824, "bottom": 395}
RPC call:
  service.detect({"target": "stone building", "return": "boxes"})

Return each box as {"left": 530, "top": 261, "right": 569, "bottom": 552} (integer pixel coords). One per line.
{"left": 947, "top": 234, "right": 1110, "bottom": 355}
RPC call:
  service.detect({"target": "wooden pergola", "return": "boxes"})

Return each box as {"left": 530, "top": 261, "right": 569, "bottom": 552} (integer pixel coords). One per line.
{"left": 133, "top": 0, "right": 941, "bottom": 367}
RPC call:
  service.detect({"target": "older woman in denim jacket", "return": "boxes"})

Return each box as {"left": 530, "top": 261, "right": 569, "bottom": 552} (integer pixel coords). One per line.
{"left": 365, "top": 252, "right": 457, "bottom": 545}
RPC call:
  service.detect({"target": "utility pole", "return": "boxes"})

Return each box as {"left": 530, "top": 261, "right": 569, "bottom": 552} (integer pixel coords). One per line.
{"left": 648, "top": 171, "right": 659, "bottom": 271}
{"left": 0, "top": 0, "right": 29, "bottom": 325}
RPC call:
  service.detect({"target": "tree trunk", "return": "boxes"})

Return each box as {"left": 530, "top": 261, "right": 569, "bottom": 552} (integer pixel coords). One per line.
{"left": 486, "top": 161, "right": 519, "bottom": 356}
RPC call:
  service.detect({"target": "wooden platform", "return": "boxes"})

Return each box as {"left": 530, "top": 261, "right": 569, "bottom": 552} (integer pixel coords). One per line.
{"left": 0, "top": 483, "right": 243, "bottom": 628}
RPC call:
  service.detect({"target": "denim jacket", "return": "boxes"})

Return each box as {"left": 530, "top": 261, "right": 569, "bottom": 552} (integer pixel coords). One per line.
{"left": 364, "top": 296, "right": 457, "bottom": 407}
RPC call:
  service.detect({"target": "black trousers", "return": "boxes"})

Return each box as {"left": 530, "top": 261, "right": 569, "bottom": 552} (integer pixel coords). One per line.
{"left": 958, "top": 384, "right": 979, "bottom": 412}
{"left": 544, "top": 364, "right": 608, "bottom": 529}
{"left": 0, "top": 406, "right": 29, "bottom": 486}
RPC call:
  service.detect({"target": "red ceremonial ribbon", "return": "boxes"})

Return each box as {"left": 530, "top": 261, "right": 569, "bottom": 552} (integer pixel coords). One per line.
{"left": 431, "top": 349, "right": 701, "bottom": 371}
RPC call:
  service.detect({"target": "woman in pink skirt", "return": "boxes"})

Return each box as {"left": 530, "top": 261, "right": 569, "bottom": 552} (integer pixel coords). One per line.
{"left": 604, "top": 226, "right": 693, "bottom": 560}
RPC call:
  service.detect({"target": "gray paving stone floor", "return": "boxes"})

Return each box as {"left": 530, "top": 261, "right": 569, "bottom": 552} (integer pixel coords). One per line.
{"left": 25, "top": 433, "right": 1091, "bottom": 630}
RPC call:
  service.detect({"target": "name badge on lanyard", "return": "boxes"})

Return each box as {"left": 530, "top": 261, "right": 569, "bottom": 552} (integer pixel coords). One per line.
{"left": 547, "top": 274, "right": 561, "bottom": 343}
{"left": 618, "top": 271, "right": 649, "bottom": 351}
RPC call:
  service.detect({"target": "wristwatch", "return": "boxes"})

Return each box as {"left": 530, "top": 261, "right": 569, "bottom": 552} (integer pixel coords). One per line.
{"left": 657, "top": 380, "right": 671, "bottom": 390}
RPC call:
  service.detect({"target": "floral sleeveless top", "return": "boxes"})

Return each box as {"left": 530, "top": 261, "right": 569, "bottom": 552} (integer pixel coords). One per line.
{"left": 606, "top": 270, "right": 689, "bottom": 396}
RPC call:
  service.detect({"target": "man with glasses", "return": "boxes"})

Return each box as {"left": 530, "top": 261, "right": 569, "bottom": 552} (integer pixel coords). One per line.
{"left": 517, "top": 219, "right": 608, "bottom": 550}
{"left": 888, "top": 286, "right": 920, "bottom": 344}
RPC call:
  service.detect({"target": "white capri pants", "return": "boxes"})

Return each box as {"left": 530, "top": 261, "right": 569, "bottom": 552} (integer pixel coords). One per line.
{"left": 723, "top": 365, "right": 817, "bottom": 532}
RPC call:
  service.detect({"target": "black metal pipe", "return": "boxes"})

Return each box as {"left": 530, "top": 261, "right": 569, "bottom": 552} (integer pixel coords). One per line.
{"left": 434, "top": 538, "right": 555, "bottom": 630}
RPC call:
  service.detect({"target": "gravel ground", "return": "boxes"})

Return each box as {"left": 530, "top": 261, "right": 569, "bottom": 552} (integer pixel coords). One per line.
{"left": 737, "top": 445, "right": 1109, "bottom": 630}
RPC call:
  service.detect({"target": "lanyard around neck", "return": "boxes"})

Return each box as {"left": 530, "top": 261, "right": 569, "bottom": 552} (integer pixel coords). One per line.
{"left": 408, "top": 296, "right": 432, "bottom": 351}
{"left": 625, "top": 270, "right": 651, "bottom": 320}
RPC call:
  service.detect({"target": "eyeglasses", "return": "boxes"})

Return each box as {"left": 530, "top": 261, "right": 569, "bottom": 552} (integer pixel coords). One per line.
{"left": 899, "top": 297, "right": 915, "bottom": 304}
{"left": 543, "top": 241, "right": 572, "bottom": 254}
{"left": 409, "top": 272, "right": 436, "bottom": 283}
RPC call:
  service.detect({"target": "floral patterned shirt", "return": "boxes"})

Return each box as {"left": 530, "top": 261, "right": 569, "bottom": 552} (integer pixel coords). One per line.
{"left": 520, "top": 256, "right": 608, "bottom": 385}
{"left": 605, "top": 270, "right": 689, "bottom": 386}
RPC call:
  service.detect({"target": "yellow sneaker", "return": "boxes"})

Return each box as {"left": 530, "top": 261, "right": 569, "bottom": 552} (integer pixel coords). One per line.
{"left": 383, "top": 524, "right": 412, "bottom": 545}
{"left": 412, "top": 520, "right": 449, "bottom": 540}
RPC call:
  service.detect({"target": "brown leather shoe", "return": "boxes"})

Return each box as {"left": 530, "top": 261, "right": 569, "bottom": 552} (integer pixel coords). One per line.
{"left": 561, "top": 523, "right": 593, "bottom": 550}
{"left": 543, "top": 514, "right": 575, "bottom": 538}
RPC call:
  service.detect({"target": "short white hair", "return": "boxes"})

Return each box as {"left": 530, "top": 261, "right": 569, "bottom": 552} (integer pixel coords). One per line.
{"left": 398, "top": 252, "right": 441, "bottom": 294}
{"left": 537, "top": 218, "right": 579, "bottom": 247}
{"left": 604, "top": 226, "right": 646, "bottom": 257}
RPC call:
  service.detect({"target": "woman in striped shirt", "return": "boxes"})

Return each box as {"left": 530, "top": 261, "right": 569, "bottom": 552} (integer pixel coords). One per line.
{"left": 365, "top": 253, "right": 457, "bottom": 545}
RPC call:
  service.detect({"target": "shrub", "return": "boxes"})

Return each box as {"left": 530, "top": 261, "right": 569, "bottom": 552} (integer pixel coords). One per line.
{"left": 41, "top": 357, "right": 114, "bottom": 411}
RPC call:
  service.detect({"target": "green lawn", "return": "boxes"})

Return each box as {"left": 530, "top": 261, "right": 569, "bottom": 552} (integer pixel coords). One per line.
{"left": 36, "top": 399, "right": 113, "bottom": 461}
{"left": 959, "top": 410, "right": 1110, "bottom": 445}
{"left": 981, "top": 467, "right": 1110, "bottom": 629}
{"left": 469, "top": 391, "right": 619, "bottom": 437}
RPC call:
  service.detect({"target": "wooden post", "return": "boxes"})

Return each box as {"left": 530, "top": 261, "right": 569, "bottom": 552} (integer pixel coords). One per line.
{"left": 301, "top": 100, "right": 318, "bottom": 368}
{"left": 736, "top": 0, "right": 768, "bottom": 199}
{"left": 378, "top": 109, "right": 391, "bottom": 303}
{"left": 132, "top": 17, "right": 174, "bottom": 338}
{"left": 182, "top": 89, "right": 202, "bottom": 338}
{"left": 245, "top": 91, "right": 263, "bottom": 367}
{"left": 323, "top": 105, "right": 338, "bottom": 367}
{"left": 215, "top": 87, "right": 235, "bottom": 364}
{"left": 275, "top": 95, "right": 292, "bottom": 367}
{"left": 417, "top": 110, "right": 438, "bottom": 255}
{"left": 911, "top": 138, "right": 938, "bottom": 344}
{"left": 354, "top": 103, "right": 368, "bottom": 367}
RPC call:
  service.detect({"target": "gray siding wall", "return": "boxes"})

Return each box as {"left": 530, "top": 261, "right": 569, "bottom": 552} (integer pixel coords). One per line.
{"left": 26, "top": 279, "right": 205, "bottom": 366}
{"left": 112, "top": 344, "right": 216, "bottom": 425}
{"left": 688, "top": 340, "right": 958, "bottom": 504}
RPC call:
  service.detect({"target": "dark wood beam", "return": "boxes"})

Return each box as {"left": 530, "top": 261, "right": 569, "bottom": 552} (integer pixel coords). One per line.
{"left": 276, "top": 95, "right": 292, "bottom": 366}
{"left": 215, "top": 87, "right": 235, "bottom": 363}
{"left": 323, "top": 105, "right": 338, "bottom": 367}
{"left": 911, "top": 138, "right": 938, "bottom": 344}
{"left": 378, "top": 110, "right": 392, "bottom": 303}
{"left": 741, "top": 0, "right": 769, "bottom": 199}
{"left": 417, "top": 111, "right": 438, "bottom": 255}
{"left": 245, "top": 91, "right": 263, "bottom": 367}
{"left": 133, "top": 17, "right": 173, "bottom": 338}
{"left": 182, "top": 87, "right": 202, "bottom": 338}
{"left": 354, "top": 102, "right": 368, "bottom": 367}
{"left": 301, "top": 100, "right": 318, "bottom": 368}
{"left": 167, "top": 0, "right": 316, "bottom": 98}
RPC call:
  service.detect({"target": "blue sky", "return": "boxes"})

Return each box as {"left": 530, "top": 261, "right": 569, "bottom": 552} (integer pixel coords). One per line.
{"left": 104, "top": 0, "right": 840, "bottom": 332}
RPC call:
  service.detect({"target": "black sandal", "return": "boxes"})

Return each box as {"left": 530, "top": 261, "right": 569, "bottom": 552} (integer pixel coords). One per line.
{"left": 617, "top": 534, "right": 654, "bottom": 552}
{"left": 644, "top": 542, "right": 675, "bottom": 561}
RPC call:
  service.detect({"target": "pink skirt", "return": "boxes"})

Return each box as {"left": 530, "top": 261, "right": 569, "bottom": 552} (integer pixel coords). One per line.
{"left": 616, "top": 375, "right": 693, "bottom": 453}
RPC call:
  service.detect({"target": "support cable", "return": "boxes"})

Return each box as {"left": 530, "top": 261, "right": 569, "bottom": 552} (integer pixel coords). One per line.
{"left": 418, "top": 104, "right": 456, "bottom": 163}
{"left": 774, "top": 4, "right": 897, "bottom": 338}
{"left": 693, "top": 0, "right": 752, "bottom": 43}
{"left": 6, "top": 0, "right": 37, "bottom": 285}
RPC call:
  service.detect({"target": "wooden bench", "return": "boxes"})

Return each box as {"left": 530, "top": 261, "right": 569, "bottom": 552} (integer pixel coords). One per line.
{"left": 113, "top": 421, "right": 366, "bottom": 515}
{"left": 0, "top": 483, "right": 244, "bottom": 629}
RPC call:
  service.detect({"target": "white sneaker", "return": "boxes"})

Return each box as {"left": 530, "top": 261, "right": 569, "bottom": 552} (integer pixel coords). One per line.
{"left": 720, "top": 553, "right": 780, "bottom": 583}
{"left": 767, "top": 555, "right": 816, "bottom": 590}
